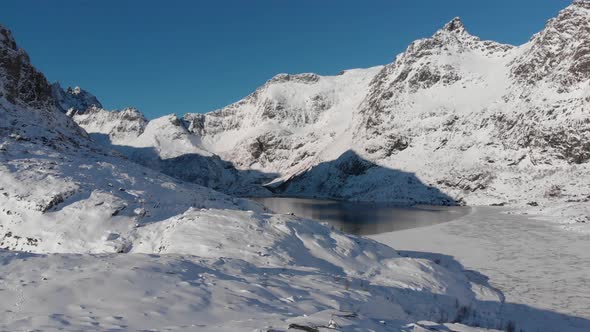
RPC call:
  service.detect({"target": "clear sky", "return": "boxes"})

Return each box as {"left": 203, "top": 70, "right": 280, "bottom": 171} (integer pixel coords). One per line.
{"left": 0, "top": 0, "right": 571, "bottom": 118}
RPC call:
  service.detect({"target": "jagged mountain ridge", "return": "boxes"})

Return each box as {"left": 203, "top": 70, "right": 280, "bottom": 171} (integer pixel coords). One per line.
{"left": 52, "top": 84, "right": 103, "bottom": 115}
{"left": 68, "top": 2, "right": 590, "bottom": 208}
{"left": 192, "top": 2, "right": 590, "bottom": 205}
{"left": 512, "top": 1, "right": 590, "bottom": 88}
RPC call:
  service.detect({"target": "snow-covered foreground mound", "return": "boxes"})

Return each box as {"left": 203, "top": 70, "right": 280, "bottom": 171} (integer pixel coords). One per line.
{"left": 0, "top": 250, "right": 503, "bottom": 331}
{"left": 0, "top": 104, "right": 258, "bottom": 252}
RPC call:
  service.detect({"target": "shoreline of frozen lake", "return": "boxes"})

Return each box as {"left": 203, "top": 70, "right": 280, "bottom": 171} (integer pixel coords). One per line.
{"left": 251, "top": 196, "right": 470, "bottom": 235}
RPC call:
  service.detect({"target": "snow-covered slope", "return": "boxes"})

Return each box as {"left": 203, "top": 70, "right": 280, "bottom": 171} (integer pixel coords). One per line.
{"left": 70, "top": 106, "right": 271, "bottom": 194}
{"left": 184, "top": 67, "right": 383, "bottom": 181}
{"left": 0, "top": 22, "right": 271, "bottom": 252}
{"left": 68, "top": 67, "right": 384, "bottom": 196}
{"left": 0, "top": 23, "right": 516, "bottom": 330}
{"left": 0, "top": 249, "right": 511, "bottom": 331}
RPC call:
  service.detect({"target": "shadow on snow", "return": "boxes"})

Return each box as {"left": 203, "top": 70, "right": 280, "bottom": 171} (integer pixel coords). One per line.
{"left": 269, "top": 150, "right": 457, "bottom": 206}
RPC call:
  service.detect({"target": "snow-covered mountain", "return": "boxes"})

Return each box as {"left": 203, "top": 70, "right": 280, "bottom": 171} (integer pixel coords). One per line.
{"left": 69, "top": 105, "right": 272, "bottom": 194}
{"left": 0, "top": 22, "right": 521, "bottom": 331}
{"left": 0, "top": 24, "right": 253, "bottom": 252}
{"left": 52, "top": 83, "right": 102, "bottom": 115}
{"left": 60, "top": 2, "right": 590, "bottom": 230}
{"left": 177, "top": 2, "right": 589, "bottom": 210}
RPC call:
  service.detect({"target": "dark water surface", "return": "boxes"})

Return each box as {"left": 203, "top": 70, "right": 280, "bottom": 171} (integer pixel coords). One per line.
{"left": 251, "top": 197, "right": 470, "bottom": 236}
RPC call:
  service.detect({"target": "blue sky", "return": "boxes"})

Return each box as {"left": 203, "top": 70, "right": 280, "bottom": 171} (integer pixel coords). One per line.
{"left": 1, "top": 1, "right": 570, "bottom": 118}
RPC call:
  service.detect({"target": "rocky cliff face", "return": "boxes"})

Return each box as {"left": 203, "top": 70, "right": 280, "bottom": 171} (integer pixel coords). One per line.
{"left": 0, "top": 24, "right": 89, "bottom": 151}
{"left": 51, "top": 84, "right": 103, "bottom": 115}
{"left": 512, "top": 1, "right": 590, "bottom": 88}
{"left": 0, "top": 25, "right": 54, "bottom": 110}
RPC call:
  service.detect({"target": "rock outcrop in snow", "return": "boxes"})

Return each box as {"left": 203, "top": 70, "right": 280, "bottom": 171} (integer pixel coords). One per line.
{"left": 51, "top": 83, "right": 103, "bottom": 115}
{"left": 0, "top": 25, "right": 54, "bottom": 110}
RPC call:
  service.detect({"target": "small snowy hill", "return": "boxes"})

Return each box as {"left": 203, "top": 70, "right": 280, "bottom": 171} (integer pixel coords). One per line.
{"left": 0, "top": 22, "right": 514, "bottom": 331}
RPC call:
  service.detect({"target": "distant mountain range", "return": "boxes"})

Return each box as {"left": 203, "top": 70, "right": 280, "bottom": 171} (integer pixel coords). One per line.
{"left": 63, "top": 2, "right": 589, "bottom": 208}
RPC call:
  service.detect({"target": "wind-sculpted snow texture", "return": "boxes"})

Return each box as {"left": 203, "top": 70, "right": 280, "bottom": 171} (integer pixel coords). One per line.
{"left": 0, "top": 22, "right": 516, "bottom": 331}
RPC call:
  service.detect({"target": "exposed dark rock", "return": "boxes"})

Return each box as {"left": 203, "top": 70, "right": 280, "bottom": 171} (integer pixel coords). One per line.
{"left": 0, "top": 26, "right": 54, "bottom": 109}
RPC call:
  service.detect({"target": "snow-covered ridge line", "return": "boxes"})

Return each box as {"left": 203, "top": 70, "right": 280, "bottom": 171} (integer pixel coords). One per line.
{"left": 66, "top": 3, "right": 590, "bottom": 231}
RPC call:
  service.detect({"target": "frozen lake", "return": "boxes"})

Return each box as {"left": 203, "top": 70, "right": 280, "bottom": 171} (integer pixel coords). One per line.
{"left": 251, "top": 197, "right": 470, "bottom": 235}
{"left": 371, "top": 206, "right": 590, "bottom": 328}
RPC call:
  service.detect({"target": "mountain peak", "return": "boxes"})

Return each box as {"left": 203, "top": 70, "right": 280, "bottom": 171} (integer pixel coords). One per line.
{"left": 52, "top": 84, "right": 103, "bottom": 114}
{"left": 0, "top": 24, "right": 18, "bottom": 52}
{"left": 431, "top": 16, "right": 476, "bottom": 42}
{"left": 0, "top": 24, "right": 55, "bottom": 109}
{"left": 508, "top": 0, "right": 590, "bottom": 86}
{"left": 68, "top": 86, "right": 83, "bottom": 95}
{"left": 442, "top": 17, "right": 466, "bottom": 33}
